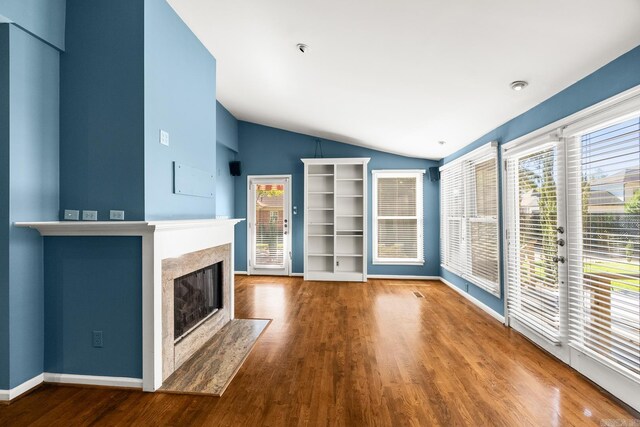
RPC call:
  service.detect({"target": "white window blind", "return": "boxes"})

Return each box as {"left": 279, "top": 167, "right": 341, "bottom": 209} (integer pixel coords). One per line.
{"left": 440, "top": 142, "right": 500, "bottom": 296}
{"left": 566, "top": 115, "right": 640, "bottom": 381}
{"left": 372, "top": 170, "right": 424, "bottom": 264}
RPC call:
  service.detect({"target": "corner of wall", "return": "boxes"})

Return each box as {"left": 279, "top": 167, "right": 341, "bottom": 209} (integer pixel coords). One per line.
{"left": 0, "top": 22, "right": 10, "bottom": 391}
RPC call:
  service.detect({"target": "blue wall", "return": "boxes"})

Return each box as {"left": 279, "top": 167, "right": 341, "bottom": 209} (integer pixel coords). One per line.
{"left": 235, "top": 122, "right": 440, "bottom": 276}
{"left": 215, "top": 101, "right": 238, "bottom": 218}
{"left": 60, "top": 0, "right": 145, "bottom": 221}
{"left": 216, "top": 101, "right": 238, "bottom": 152}
{"left": 60, "top": 0, "right": 218, "bottom": 222}
{"left": 44, "top": 237, "right": 142, "bottom": 378}
{"left": 0, "top": 23, "right": 60, "bottom": 389}
{"left": 216, "top": 143, "right": 236, "bottom": 218}
{"left": 0, "top": 0, "right": 66, "bottom": 50}
{"left": 441, "top": 45, "right": 640, "bottom": 315}
{"left": 143, "top": 0, "right": 217, "bottom": 220}
{"left": 44, "top": 0, "right": 219, "bottom": 382}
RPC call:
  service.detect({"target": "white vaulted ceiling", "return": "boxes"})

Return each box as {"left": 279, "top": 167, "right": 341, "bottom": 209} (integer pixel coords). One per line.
{"left": 167, "top": 0, "right": 640, "bottom": 159}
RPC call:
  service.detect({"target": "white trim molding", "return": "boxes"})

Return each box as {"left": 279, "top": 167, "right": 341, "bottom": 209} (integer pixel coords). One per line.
{"left": 371, "top": 169, "right": 425, "bottom": 266}
{"left": 43, "top": 373, "right": 143, "bottom": 389}
{"left": 440, "top": 277, "right": 505, "bottom": 324}
{"left": 367, "top": 275, "right": 440, "bottom": 281}
{"left": 0, "top": 373, "right": 44, "bottom": 401}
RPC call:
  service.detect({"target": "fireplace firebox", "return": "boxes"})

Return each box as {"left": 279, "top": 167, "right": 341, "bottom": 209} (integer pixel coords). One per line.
{"left": 174, "top": 261, "right": 223, "bottom": 340}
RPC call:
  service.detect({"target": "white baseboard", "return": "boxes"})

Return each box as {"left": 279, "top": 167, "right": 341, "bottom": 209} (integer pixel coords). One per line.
{"left": 43, "top": 373, "right": 143, "bottom": 389}
{"left": 238, "top": 272, "right": 439, "bottom": 281}
{"left": 439, "top": 277, "right": 505, "bottom": 324}
{"left": 367, "top": 274, "right": 440, "bottom": 281}
{"left": 0, "top": 373, "right": 44, "bottom": 401}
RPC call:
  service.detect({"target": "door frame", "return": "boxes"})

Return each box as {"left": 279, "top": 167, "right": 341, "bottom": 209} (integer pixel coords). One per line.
{"left": 247, "top": 175, "right": 293, "bottom": 276}
{"left": 501, "top": 135, "right": 570, "bottom": 363}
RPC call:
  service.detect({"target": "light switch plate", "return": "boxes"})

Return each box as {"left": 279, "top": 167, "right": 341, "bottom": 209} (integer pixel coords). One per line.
{"left": 160, "top": 129, "right": 169, "bottom": 146}
{"left": 82, "top": 210, "right": 98, "bottom": 221}
{"left": 110, "top": 210, "right": 125, "bottom": 221}
{"left": 64, "top": 210, "right": 80, "bottom": 221}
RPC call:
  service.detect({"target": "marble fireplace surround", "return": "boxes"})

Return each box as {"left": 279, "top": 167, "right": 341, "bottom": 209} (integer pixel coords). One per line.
{"left": 16, "top": 218, "right": 243, "bottom": 392}
{"left": 162, "top": 243, "right": 231, "bottom": 381}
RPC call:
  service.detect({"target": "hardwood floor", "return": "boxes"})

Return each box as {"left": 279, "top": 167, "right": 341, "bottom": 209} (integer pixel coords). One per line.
{"left": 0, "top": 276, "right": 636, "bottom": 426}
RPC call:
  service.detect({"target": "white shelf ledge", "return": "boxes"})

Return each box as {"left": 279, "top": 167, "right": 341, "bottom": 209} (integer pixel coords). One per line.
{"left": 14, "top": 218, "right": 244, "bottom": 236}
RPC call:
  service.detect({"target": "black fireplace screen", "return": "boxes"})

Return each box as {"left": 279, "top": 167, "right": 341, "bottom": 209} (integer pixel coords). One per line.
{"left": 174, "top": 261, "right": 223, "bottom": 339}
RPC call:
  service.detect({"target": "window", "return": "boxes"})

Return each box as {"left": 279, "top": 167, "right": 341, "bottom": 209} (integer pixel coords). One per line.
{"left": 441, "top": 142, "right": 500, "bottom": 296}
{"left": 372, "top": 170, "right": 425, "bottom": 264}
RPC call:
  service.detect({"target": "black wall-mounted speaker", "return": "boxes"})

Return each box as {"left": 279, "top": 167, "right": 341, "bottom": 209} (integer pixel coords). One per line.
{"left": 429, "top": 167, "right": 440, "bottom": 182}
{"left": 229, "top": 161, "right": 242, "bottom": 177}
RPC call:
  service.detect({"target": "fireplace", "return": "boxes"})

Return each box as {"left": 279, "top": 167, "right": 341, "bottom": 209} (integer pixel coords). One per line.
{"left": 162, "top": 243, "right": 232, "bottom": 381}
{"left": 174, "top": 261, "right": 223, "bottom": 341}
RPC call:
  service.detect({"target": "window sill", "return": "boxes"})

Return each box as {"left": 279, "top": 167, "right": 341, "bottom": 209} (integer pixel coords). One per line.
{"left": 373, "top": 260, "right": 425, "bottom": 266}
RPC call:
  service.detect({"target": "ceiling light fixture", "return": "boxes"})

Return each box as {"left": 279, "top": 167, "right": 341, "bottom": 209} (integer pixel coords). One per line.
{"left": 296, "top": 43, "right": 308, "bottom": 53}
{"left": 510, "top": 80, "right": 528, "bottom": 91}
{"left": 438, "top": 140, "right": 446, "bottom": 145}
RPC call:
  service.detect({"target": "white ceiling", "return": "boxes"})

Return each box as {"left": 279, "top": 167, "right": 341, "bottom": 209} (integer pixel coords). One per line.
{"left": 167, "top": 0, "right": 640, "bottom": 160}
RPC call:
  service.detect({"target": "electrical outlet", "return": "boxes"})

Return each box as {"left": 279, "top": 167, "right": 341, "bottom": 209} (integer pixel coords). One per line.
{"left": 110, "top": 210, "right": 125, "bottom": 221}
{"left": 82, "top": 210, "right": 98, "bottom": 221}
{"left": 92, "top": 330, "right": 103, "bottom": 348}
{"left": 64, "top": 210, "right": 80, "bottom": 221}
{"left": 159, "top": 129, "right": 169, "bottom": 146}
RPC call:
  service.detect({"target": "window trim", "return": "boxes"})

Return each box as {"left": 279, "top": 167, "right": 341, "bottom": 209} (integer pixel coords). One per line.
{"left": 372, "top": 169, "right": 425, "bottom": 265}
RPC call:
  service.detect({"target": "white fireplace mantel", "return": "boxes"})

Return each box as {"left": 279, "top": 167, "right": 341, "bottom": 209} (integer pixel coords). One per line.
{"left": 15, "top": 218, "right": 244, "bottom": 392}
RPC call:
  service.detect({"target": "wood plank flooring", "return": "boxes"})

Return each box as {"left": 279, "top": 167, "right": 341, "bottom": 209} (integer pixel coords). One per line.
{"left": 0, "top": 276, "right": 636, "bottom": 426}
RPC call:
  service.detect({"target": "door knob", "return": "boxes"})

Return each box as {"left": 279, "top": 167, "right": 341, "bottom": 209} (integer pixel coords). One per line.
{"left": 552, "top": 256, "right": 565, "bottom": 264}
{"left": 557, "top": 238, "right": 565, "bottom": 247}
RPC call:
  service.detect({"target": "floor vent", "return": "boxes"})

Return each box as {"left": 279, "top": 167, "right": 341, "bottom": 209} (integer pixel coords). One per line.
{"left": 413, "top": 291, "right": 424, "bottom": 298}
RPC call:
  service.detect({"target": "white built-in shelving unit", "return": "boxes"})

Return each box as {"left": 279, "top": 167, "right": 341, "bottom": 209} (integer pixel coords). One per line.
{"left": 302, "top": 158, "right": 369, "bottom": 282}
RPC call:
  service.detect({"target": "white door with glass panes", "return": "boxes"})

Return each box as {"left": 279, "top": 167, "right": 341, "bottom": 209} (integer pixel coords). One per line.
{"left": 564, "top": 111, "right": 639, "bottom": 410}
{"left": 248, "top": 176, "right": 291, "bottom": 276}
{"left": 503, "top": 99, "right": 640, "bottom": 411}
{"left": 503, "top": 137, "right": 570, "bottom": 362}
